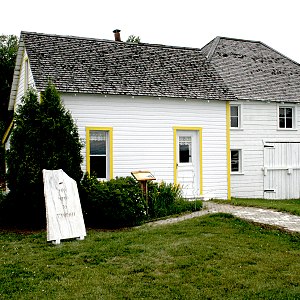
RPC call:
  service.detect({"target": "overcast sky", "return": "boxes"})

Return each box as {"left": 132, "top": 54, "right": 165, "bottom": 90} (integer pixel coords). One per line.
{"left": 2, "top": 0, "right": 300, "bottom": 62}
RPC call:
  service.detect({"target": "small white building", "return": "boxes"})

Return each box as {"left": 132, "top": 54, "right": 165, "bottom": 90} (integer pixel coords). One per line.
{"left": 4, "top": 31, "right": 300, "bottom": 199}
{"left": 201, "top": 37, "right": 300, "bottom": 199}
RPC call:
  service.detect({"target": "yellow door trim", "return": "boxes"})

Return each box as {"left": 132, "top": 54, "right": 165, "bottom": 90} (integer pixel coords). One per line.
{"left": 173, "top": 126, "right": 203, "bottom": 195}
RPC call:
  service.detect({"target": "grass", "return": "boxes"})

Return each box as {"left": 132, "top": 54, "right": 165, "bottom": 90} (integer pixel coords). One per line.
{"left": 223, "top": 198, "right": 300, "bottom": 216}
{"left": 1, "top": 214, "right": 300, "bottom": 299}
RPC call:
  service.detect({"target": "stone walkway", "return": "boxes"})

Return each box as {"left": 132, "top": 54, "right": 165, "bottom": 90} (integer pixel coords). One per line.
{"left": 148, "top": 202, "right": 300, "bottom": 233}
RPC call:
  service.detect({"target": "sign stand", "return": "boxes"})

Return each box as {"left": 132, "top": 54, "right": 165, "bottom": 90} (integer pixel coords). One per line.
{"left": 131, "top": 171, "right": 156, "bottom": 213}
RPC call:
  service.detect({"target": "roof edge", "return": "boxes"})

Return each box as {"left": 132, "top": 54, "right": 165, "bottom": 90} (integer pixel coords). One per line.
{"left": 20, "top": 31, "right": 205, "bottom": 52}
{"left": 206, "top": 36, "right": 220, "bottom": 61}
{"left": 209, "top": 35, "right": 300, "bottom": 66}
{"left": 8, "top": 33, "right": 25, "bottom": 111}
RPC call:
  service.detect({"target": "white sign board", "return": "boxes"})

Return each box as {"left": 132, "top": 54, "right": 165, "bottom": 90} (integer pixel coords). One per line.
{"left": 43, "top": 169, "right": 86, "bottom": 244}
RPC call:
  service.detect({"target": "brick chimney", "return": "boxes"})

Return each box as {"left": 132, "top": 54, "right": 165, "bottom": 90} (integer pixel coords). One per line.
{"left": 113, "top": 29, "right": 121, "bottom": 42}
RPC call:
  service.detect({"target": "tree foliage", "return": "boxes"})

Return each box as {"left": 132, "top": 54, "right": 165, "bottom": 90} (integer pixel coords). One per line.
{"left": 0, "top": 35, "right": 18, "bottom": 124}
{"left": 126, "top": 35, "right": 141, "bottom": 43}
{"left": 0, "top": 121, "right": 5, "bottom": 189}
{"left": 0, "top": 35, "right": 18, "bottom": 190}
{"left": 4, "top": 83, "right": 83, "bottom": 227}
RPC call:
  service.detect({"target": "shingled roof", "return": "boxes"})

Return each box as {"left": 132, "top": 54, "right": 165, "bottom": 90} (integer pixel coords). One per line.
{"left": 16, "top": 31, "right": 235, "bottom": 102}
{"left": 200, "top": 37, "right": 300, "bottom": 102}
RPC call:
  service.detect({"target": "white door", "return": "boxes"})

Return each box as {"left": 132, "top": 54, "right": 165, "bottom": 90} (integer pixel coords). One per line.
{"left": 264, "top": 142, "right": 300, "bottom": 199}
{"left": 176, "top": 131, "right": 200, "bottom": 198}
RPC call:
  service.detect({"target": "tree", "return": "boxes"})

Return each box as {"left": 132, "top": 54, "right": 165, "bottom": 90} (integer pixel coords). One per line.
{"left": 5, "top": 83, "right": 83, "bottom": 227}
{"left": 126, "top": 35, "right": 141, "bottom": 43}
{"left": 0, "top": 35, "right": 18, "bottom": 189}
{"left": 0, "top": 35, "right": 18, "bottom": 125}
{"left": 0, "top": 121, "right": 5, "bottom": 189}
{"left": 39, "top": 83, "right": 83, "bottom": 183}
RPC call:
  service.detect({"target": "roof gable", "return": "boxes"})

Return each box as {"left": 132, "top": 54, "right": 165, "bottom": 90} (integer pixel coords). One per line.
{"left": 201, "top": 37, "right": 300, "bottom": 102}
{"left": 19, "top": 31, "right": 235, "bottom": 102}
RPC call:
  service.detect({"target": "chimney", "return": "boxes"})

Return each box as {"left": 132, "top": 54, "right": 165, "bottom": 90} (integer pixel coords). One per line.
{"left": 113, "top": 29, "right": 121, "bottom": 42}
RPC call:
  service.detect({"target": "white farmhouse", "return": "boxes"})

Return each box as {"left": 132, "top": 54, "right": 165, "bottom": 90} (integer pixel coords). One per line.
{"left": 3, "top": 31, "right": 300, "bottom": 199}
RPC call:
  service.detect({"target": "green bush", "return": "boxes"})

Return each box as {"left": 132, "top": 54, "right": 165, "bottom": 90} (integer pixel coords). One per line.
{"left": 147, "top": 181, "right": 202, "bottom": 219}
{"left": 0, "top": 191, "right": 16, "bottom": 227}
{"left": 80, "top": 174, "right": 146, "bottom": 228}
{"left": 79, "top": 175, "right": 202, "bottom": 228}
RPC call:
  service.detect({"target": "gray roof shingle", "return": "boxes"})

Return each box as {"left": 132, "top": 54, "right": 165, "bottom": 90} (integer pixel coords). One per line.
{"left": 200, "top": 37, "right": 300, "bottom": 102}
{"left": 21, "top": 31, "right": 235, "bottom": 101}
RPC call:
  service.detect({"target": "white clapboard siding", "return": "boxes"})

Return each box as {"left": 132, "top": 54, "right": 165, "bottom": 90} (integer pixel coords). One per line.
{"left": 231, "top": 100, "right": 300, "bottom": 199}
{"left": 62, "top": 94, "right": 228, "bottom": 199}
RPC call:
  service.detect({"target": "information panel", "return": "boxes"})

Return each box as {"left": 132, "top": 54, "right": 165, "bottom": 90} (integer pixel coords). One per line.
{"left": 43, "top": 169, "right": 86, "bottom": 244}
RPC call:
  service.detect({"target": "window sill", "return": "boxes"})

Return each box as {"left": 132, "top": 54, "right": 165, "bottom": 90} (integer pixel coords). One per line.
{"left": 277, "top": 128, "right": 297, "bottom": 131}
{"left": 230, "top": 128, "right": 244, "bottom": 131}
{"left": 231, "top": 172, "right": 244, "bottom": 175}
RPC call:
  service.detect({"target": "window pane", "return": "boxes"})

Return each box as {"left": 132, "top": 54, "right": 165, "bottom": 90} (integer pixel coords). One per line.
{"left": 230, "top": 106, "right": 239, "bottom": 128}
{"left": 286, "top": 117, "right": 293, "bottom": 128}
{"left": 231, "top": 161, "right": 239, "bottom": 172}
{"left": 279, "top": 108, "right": 285, "bottom": 118}
{"left": 230, "top": 106, "right": 238, "bottom": 117}
{"left": 231, "top": 116, "right": 238, "bottom": 128}
{"left": 231, "top": 150, "right": 239, "bottom": 160}
{"left": 90, "top": 131, "right": 106, "bottom": 155}
{"left": 286, "top": 108, "right": 293, "bottom": 118}
{"left": 279, "top": 117, "right": 285, "bottom": 128}
{"left": 90, "top": 156, "right": 106, "bottom": 178}
{"left": 90, "top": 140, "right": 106, "bottom": 155}
{"left": 179, "top": 145, "right": 190, "bottom": 163}
{"left": 231, "top": 150, "right": 239, "bottom": 172}
{"left": 179, "top": 136, "right": 192, "bottom": 163}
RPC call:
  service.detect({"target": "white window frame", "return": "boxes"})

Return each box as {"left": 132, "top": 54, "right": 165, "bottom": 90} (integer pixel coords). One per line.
{"left": 230, "top": 149, "right": 243, "bottom": 174}
{"left": 230, "top": 104, "right": 242, "bottom": 130}
{"left": 277, "top": 104, "right": 297, "bottom": 130}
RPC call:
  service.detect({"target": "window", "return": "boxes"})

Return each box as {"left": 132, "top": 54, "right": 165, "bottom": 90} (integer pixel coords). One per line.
{"left": 179, "top": 136, "right": 192, "bottom": 163}
{"left": 86, "top": 128, "right": 113, "bottom": 180}
{"left": 231, "top": 149, "right": 242, "bottom": 173}
{"left": 279, "top": 107, "right": 294, "bottom": 129}
{"left": 230, "top": 105, "right": 240, "bottom": 128}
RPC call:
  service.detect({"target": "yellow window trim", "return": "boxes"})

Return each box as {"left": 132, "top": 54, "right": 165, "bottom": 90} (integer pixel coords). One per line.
{"left": 226, "top": 101, "right": 231, "bottom": 200}
{"left": 86, "top": 127, "right": 113, "bottom": 179}
{"left": 1, "top": 120, "right": 14, "bottom": 145}
{"left": 173, "top": 126, "right": 203, "bottom": 195}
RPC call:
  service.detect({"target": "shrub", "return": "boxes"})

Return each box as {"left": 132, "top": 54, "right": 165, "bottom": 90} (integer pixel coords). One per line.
{"left": 147, "top": 181, "right": 202, "bottom": 219}
{"left": 80, "top": 174, "right": 146, "bottom": 228}
{"left": 79, "top": 175, "right": 203, "bottom": 228}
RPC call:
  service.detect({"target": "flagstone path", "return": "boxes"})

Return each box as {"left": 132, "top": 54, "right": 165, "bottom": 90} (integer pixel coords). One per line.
{"left": 148, "top": 202, "right": 300, "bottom": 233}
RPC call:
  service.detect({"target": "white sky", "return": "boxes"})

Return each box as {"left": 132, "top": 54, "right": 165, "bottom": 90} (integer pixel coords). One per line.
{"left": 1, "top": 0, "right": 300, "bottom": 62}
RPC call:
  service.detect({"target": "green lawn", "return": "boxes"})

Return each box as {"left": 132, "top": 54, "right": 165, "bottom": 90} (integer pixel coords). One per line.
{"left": 228, "top": 198, "right": 300, "bottom": 216}
{"left": 1, "top": 214, "right": 300, "bottom": 299}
